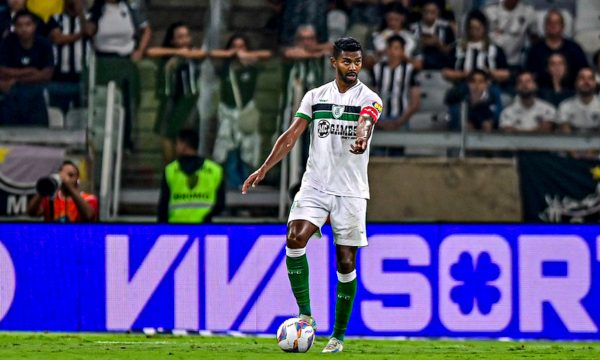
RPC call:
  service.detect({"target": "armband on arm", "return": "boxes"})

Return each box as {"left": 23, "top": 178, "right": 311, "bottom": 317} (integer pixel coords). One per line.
{"left": 360, "top": 106, "right": 379, "bottom": 124}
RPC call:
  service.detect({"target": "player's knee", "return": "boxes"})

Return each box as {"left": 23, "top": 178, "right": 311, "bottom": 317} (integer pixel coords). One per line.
{"left": 337, "top": 257, "right": 355, "bottom": 274}
{"left": 287, "top": 230, "right": 308, "bottom": 249}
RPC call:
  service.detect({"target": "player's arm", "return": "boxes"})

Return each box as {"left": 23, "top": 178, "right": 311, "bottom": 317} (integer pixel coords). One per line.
{"left": 350, "top": 104, "right": 380, "bottom": 154}
{"left": 242, "top": 117, "right": 309, "bottom": 193}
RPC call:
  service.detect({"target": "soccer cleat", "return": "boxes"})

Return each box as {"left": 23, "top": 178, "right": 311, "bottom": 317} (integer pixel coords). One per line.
{"left": 298, "top": 314, "right": 317, "bottom": 332}
{"left": 322, "top": 337, "right": 343, "bottom": 353}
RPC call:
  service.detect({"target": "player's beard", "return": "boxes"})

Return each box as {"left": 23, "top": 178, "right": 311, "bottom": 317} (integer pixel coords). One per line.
{"left": 339, "top": 69, "right": 358, "bottom": 86}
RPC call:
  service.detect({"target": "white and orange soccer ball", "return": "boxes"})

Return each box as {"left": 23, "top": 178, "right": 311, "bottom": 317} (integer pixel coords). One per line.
{"left": 276, "top": 317, "right": 315, "bottom": 353}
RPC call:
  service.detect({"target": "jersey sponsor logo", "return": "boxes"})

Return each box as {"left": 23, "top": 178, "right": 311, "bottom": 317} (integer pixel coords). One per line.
{"left": 318, "top": 120, "right": 331, "bottom": 138}
{"left": 332, "top": 105, "right": 345, "bottom": 119}
{"left": 372, "top": 102, "right": 383, "bottom": 113}
{"left": 317, "top": 119, "right": 357, "bottom": 139}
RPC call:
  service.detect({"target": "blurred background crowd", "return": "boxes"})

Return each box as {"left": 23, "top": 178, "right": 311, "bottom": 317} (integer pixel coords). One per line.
{"left": 1, "top": 0, "right": 600, "bottom": 222}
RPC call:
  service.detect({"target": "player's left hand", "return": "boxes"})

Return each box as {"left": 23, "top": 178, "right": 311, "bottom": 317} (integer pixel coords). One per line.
{"left": 350, "top": 137, "right": 368, "bottom": 154}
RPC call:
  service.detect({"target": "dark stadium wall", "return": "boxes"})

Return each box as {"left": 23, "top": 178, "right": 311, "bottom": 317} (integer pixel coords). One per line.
{"left": 368, "top": 158, "right": 521, "bottom": 222}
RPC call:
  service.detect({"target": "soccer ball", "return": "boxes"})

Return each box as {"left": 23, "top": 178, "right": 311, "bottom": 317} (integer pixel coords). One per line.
{"left": 276, "top": 317, "right": 315, "bottom": 353}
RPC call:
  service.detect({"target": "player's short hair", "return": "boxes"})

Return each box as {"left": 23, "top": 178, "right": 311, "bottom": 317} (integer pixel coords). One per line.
{"left": 386, "top": 34, "right": 406, "bottom": 48}
{"left": 177, "top": 129, "right": 200, "bottom": 151}
{"left": 59, "top": 160, "right": 80, "bottom": 176}
{"left": 333, "top": 37, "right": 362, "bottom": 58}
{"left": 467, "top": 69, "right": 490, "bottom": 82}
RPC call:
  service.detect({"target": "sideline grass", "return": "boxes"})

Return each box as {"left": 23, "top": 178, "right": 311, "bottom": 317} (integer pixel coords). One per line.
{"left": 0, "top": 332, "right": 599, "bottom": 359}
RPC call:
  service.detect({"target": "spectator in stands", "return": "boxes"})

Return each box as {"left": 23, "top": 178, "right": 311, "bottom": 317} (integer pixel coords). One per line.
{"left": 86, "top": 0, "right": 153, "bottom": 150}
{"left": 280, "top": 0, "right": 328, "bottom": 46}
{"left": 370, "top": 3, "right": 423, "bottom": 70}
{"left": 283, "top": 24, "right": 332, "bottom": 63}
{"left": 442, "top": 9, "right": 509, "bottom": 84}
{"left": 27, "top": 160, "right": 98, "bottom": 222}
{"left": 211, "top": 34, "right": 272, "bottom": 190}
{"left": 46, "top": 0, "right": 88, "bottom": 115}
{"left": 593, "top": 49, "right": 600, "bottom": 89}
{"left": 445, "top": 69, "right": 496, "bottom": 132}
{"left": 157, "top": 129, "right": 225, "bottom": 224}
{"left": 373, "top": 35, "right": 421, "bottom": 132}
{"left": 147, "top": 22, "right": 206, "bottom": 165}
{"left": 538, "top": 53, "right": 575, "bottom": 108}
{"left": 0, "top": 0, "right": 47, "bottom": 38}
{"left": 557, "top": 68, "right": 600, "bottom": 135}
{"left": 282, "top": 25, "right": 331, "bottom": 173}
{"left": 409, "top": 0, "right": 455, "bottom": 70}
{"left": 405, "top": 0, "right": 456, "bottom": 24}
{"left": 443, "top": 10, "right": 507, "bottom": 129}
{"left": 484, "top": 0, "right": 538, "bottom": 72}
{"left": 525, "top": 9, "right": 588, "bottom": 88}
{"left": 344, "top": 0, "right": 382, "bottom": 47}
{"left": 499, "top": 71, "right": 555, "bottom": 133}
{"left": 0, "top": 10, "right": 53, "bottom": 126}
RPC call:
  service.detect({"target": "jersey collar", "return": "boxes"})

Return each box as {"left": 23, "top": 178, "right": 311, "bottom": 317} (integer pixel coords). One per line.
{"left": 333, "top": 79, "right": 361, "bottom": 94}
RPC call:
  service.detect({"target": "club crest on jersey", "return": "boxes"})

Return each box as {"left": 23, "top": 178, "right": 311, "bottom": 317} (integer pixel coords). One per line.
{"left": 332, "top": 105, "right": 344, "bottom": 119}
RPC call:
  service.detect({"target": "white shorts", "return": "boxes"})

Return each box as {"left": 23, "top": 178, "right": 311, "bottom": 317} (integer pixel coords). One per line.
{"left": 287, "top": 186, "right": 368, "bottom": 247}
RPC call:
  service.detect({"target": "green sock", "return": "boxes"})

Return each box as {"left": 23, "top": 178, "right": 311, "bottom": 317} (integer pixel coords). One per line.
{"left": 286, "top": 254, "right": 311, "bottom": 316}
{"left": 332, "top": 278, "right": 357, "bottom": 341}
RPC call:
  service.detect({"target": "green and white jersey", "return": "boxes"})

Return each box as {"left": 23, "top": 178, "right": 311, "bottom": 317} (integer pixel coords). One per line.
{"left": 295, "top": 80, "right": 383, "bottom": 199}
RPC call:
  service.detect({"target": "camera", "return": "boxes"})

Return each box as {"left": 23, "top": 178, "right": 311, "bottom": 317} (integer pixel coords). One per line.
{"left": 36, "top": 174, "right": 62, "bottom": 197}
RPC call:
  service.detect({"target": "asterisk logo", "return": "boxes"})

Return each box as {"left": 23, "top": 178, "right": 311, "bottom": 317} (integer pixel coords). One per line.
{"left": 450, "top": 252, "right": 501, "bottom": 315}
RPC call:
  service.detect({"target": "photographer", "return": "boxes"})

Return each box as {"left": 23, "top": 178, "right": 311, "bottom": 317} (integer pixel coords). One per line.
{"left": 27, "top": 160, "right": 98, "bottom": 222}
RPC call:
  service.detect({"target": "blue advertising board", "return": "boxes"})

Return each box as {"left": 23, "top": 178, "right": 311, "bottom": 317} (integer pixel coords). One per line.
{"left": 0, "top": 224, "right": 599, "bottom": 339}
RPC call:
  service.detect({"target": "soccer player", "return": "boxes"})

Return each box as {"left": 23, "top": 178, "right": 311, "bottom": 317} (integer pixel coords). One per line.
{"left": 242, "top": 37, "right": 382, "bottom": 353}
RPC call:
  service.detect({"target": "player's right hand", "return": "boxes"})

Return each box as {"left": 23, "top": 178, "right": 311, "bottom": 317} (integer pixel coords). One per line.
{"left": 242, "top": 168, "right": 266, "bottom": 194}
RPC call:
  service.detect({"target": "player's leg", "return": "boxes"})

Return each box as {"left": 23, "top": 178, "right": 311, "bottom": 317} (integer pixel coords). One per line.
{"left": 286, "top": 187, "right": 331, "bottom": 328}
{"left": 332, "top": 245, "right": 358, "bottom": 340}
{"left": 286, "top": 220, "right": 318, "bottom": 318}
{"left": 324, "top": 196, "right": 367, "bottom": 353}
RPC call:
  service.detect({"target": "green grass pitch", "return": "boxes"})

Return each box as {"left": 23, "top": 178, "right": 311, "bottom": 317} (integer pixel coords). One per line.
{"left": 1, "top": 333, "right": 600, "bottom": 359}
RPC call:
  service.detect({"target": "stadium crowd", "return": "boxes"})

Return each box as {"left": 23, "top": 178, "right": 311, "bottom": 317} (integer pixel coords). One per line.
{"left": 2, "top": 0, "right": 600, "bottom": 204}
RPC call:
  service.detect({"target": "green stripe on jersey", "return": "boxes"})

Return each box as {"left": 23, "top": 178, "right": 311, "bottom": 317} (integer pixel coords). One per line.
{"left": 313, "top": 111, "right": 359, "bottom": 121}
{"left": 295, "top": 112, "right": 312, "bottom": 122}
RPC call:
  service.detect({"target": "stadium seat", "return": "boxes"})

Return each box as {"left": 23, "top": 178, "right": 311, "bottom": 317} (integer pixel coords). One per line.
{"left": 575, "top": 0, "right": 600, "bottom": 33}
{"left": 574, "top": 30, "right": 600, "bottom": 55}
{"left": 409, "top": 110, "right": 448, "bottom": 131}
{"left": 536, "top": 9, "right": 574, "bottom": 38}
{"left": 417, "top": 71, "right": 453, "bottom": 113}
{"left": 65, "top": 108, "right": 87, "bottom": 130}
{"left": 47, "top": 107, "right": 64, "bottom": 129}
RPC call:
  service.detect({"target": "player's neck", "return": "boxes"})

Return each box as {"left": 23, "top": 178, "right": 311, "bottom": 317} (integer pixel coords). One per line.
{"left": 335, "top": 78, "right": 358, "bottom": 93}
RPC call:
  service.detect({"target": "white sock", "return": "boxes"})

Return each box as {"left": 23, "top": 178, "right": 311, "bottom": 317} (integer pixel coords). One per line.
{"left": 286, "top": 247, "right": 306, "bottom": 258}
{"left": 337, "top": 270, "right": 357, "bottom": 283}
